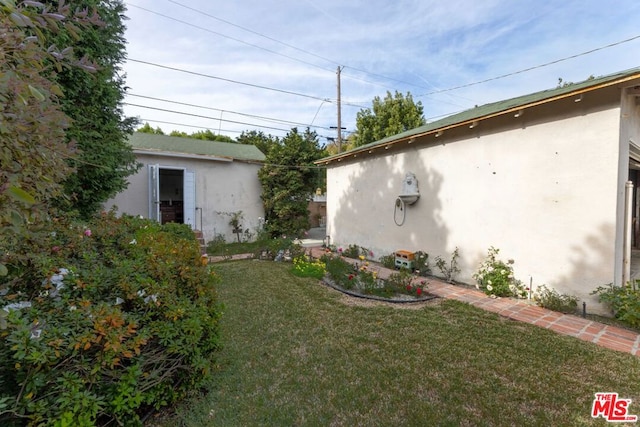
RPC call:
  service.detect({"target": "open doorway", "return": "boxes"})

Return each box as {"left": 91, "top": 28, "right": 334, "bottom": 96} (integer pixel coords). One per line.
{"left": 148, "top": 165, "right": 196, "bottom": 228}
{"left": 159, "top": 169, "right": 184, "bottom": 224}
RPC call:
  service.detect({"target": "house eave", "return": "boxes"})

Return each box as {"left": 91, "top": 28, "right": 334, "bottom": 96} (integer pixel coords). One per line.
{"left": 316, "top": 69, "right": 640, "bottom": 166}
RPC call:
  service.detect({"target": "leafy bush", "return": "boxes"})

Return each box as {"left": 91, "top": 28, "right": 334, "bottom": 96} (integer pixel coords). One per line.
{"left": 342, "top": 244, "right": 361, "bottom": 259}
{"left": 473, "top": 247, "right": 526, "bottom": 298}
{"left": 378, "top": 254, "right": 396, "bottom": 269}
{"left": 0, "top": 212, "right": 221, "bottom": 425}
{"left": 206, "top": 233, "right": 228, "bottom": 256}
{"left": 592, "top": 283, "right": 640, "bottom": 328}
{"left": 340, "top": 244, "right": 373, "bottom": 260}
{"left": 252, "top": 236, "right": 305, "bottom": 261}
{"left": 533, "top": 285, "right": 578, "bottom": 314}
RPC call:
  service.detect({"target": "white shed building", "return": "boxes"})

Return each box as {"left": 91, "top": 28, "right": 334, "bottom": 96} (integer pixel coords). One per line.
{"left": 105, "top": 133, "right": 265, "bottom": 243}
{"left": 317, "top": 68, "right": 640, "bottom": 313}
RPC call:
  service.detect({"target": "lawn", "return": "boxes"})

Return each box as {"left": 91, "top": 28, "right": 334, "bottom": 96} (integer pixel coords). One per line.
{"left": 157, "top": 260, "right": 640, "bottom": 426}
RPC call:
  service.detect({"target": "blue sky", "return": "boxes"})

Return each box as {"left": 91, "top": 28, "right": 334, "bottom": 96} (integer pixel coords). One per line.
{"left": 121, "top": 0, "right": 640, "bottom": 142}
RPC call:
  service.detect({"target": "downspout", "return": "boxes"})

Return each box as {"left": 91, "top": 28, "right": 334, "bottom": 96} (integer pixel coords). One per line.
{"left": 623, "top": 181, "right": 633, "bottom": 285}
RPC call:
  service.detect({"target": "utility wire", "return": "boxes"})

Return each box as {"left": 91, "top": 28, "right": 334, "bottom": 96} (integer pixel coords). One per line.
{"left": 127, "top": 2, "right": 416, "bottom": 91}
{"left": 124, "top": 102, "right": 294, "bottom": 133}
{"left": 126, "top": 58, "right": 366, "bottom": 108}
{"left": 164, "top": 0, "right": 428, "bottom": 91}
{"left": 136, "top": 118, "right": 332, "bottom": 140}
{"left": 126, "top": 3, "right": 333, "bottom": 75}
{"left": 417, "top": 34, "right": 640, "bottom": 97}
{"left": 138, "top": 118, "right": 251, "bottom": 135}
{"left": 130, "top": 2, "right": 640, "bottom": 103}
{"left": 126, "top": 58, "right": 332, "bottom": 103}
{"left": 128, "top": 93, "right": 332, "bottom": 130}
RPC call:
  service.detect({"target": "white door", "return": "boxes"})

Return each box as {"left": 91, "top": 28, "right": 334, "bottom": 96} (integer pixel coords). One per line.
{"left": 183, "top": 170, "right": 196, "bottom": 229}
{"left": 148, "top": 164, "right": 160, "bottom": 222}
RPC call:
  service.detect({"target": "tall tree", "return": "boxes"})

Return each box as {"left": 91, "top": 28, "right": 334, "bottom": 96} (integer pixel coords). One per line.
{"left": 354, "top": 91, "right": 426, "bottom": 147}
{"left": 137, "top": 122, "right": 165, "bottom": 134}
{"left": 258, "top": 128, "right": 326, "bottom": 237}
{"left": 46, "top": 0, "right": 140, "bottom": 218}
{"left": 189, "top": 129, "right": 234, "bottom": 142}
{"left": 237, "top": 130, "right": 279, "bottom": 156}
{"left": 0, "top": 1, "right": 99, "bottom": 274}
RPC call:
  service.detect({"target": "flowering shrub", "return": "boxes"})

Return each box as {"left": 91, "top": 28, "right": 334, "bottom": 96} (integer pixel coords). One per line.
{"left": 323, "top": 255, "right": 427, "bottom": 299}
{"left": 473, "top": 247, "right": 527, "bottom": 298}
{"left": 0, "top": 212, "right": 221, "bottom": 425}
{"left": 413, "top": 251, "right": 431, "bottom": 276}
{"left": 291, "top": 256, "right": 326, "bottom": 280}
{"left": 252, "top": 236, "right": 305, "bottom": 261}
{"left": 341, "top": 244, "right": 373, "bottom": 260}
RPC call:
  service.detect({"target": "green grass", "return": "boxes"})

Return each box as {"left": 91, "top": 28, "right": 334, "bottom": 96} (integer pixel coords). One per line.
{"left": 156, "top": 261, "right": 640, "bottom": 426}
{"left": 206, "top": 240, "right": 263, "bottom": 256}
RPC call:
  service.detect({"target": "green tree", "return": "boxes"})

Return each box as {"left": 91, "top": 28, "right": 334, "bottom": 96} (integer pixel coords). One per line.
{"left": 190, "top": 129, "right": 235, "bottom": 142}
{"left": 237, "top": 130, "right": 279, "bottom": 156}
{"left": 0, "top": 0, "right": 98, "bottom": 274}
{"left": 137, "top": 122, "right": 165, "bottom": 134}
{"left": 258, "top": 128, "right": 326, "bottom": 237}
{"left": 46, "top": 0, "right": 140, "bottom": 218}
{"left": 169, "top": 130, "right": 189, "bottom": 138}
{"left": 354, "top": 90, "right": 425, "bottom": 147}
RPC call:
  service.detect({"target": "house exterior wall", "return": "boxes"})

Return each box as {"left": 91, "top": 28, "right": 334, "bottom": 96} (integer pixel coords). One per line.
{"left": 105, "top": 154, "right": 264, "bottom": 244}
{"left": 327, "top": 94, "right": 623, "bottom": 313}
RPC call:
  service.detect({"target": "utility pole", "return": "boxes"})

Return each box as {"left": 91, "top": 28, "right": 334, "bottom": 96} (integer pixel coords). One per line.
{"left": 337, "top": 66, "right": 342, "bottom": 152}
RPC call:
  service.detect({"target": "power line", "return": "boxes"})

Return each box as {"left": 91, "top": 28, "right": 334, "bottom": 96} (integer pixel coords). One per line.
{"left": 124, "top": 102, "right": 295, "bottom": 133}
{"left": 163, "top": 0, "right": 429, "bottom": 91}
{"left": 417, "top": 34, "right": 640, "bottom": 97}
{"left": 128, "top": 93, "right": 332, "bottom": 130}
{"left": 126, "top": 58, "right": 366, "bottom": 109}
{"left": 126, "top": 2, "right": 333, "bottom": 75}
{"left": 137, "top": 118, "right": 251, "bottom": 135}
{"left": 136, "top": 117, "right": 333, "bottom": 140}
{"left": 127, "top": 2, "right": 419, "bottom": 92}
{"left": 127, "top": 58, "right": 331, "bottom": 103}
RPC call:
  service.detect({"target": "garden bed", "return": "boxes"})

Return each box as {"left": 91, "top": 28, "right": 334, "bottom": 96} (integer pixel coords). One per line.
{"left": 322, "top": 276, "right": 437, "bottom": 303}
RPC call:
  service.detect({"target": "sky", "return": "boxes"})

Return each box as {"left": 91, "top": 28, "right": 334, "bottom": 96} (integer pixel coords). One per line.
{"left": 121, "top": 0, "right": 640, "bottom": 143}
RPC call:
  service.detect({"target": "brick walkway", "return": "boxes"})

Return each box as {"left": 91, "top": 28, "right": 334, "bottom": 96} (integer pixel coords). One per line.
{"left": 210, "top": 246, "right": 640, "bottom": 357}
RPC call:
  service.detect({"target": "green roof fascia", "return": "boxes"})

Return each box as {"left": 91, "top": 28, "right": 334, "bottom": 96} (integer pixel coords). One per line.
{"left": 128, "top": 133, "right": 266, "bottom": 162}
{"left": 318, "top": 66, "right": 640, "bottom": 164}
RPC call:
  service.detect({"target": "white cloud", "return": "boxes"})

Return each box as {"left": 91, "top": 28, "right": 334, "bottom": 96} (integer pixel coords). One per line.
{"left": 122, "top": 0, "right": 640, "bottom": 140}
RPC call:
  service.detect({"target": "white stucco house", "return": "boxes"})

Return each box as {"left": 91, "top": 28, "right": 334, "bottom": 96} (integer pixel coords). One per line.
{"left": 105, "top": 133, "right": 265, "bottom": 243}
{"left": 316, "top": 67, "right": 640, "bottom": 313}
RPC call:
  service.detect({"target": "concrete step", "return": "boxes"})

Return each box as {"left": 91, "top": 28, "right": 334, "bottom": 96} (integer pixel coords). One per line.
{"left": 193, "top": 230, "right": 206, "bottom": 254}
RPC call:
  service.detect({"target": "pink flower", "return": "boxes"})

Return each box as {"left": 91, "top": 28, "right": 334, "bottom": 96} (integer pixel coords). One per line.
{"left": 416, "top": 288, "right": 423, "bottom": 296}
{"left": 52, "top": 246, "right": 61, "bottom": 253}
{"left": 369, "top": 250, "right": 374, "bottom": 257}
{"left": 338, "top": 247, "right": 343, "bottom": 252}
{"left": 84, "top": 229, "right": 92, "bottom": 237}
